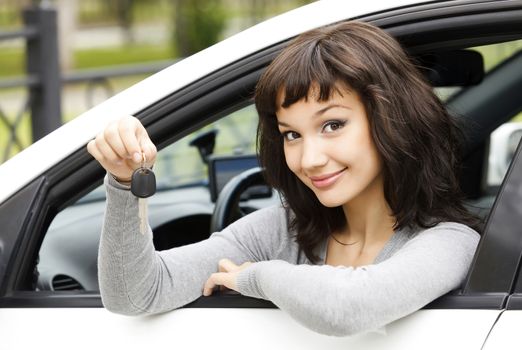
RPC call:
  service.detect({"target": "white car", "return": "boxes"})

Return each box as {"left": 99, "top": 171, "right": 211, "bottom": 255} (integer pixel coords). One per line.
{"left": 1, "top": 0, "right": 522, "bottom": 349}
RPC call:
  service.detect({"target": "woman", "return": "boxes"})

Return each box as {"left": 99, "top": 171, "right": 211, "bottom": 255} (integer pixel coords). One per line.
{"left": 87, "top": 21, "right": 480, "bottom": 336}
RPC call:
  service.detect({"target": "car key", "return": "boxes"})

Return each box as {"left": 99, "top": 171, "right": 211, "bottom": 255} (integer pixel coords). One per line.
{"left": 131, "top": 153, "right": 156, "bottom": 234}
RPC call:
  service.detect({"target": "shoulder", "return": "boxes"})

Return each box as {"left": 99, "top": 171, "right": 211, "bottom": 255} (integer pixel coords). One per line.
{"left": 411, "top": 222, "right": 480, "bottom": 243}
{"left": 401, "top": 222, "right": 480, "bottom": 263}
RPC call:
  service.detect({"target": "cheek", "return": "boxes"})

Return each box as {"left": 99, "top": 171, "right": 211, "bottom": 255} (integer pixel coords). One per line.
{"left": 352, "top": 123, "right": 380, "bottom": 162}
{"left": 364, "top": 139, "right": 383, "bottom": 174}
{"left": 283, "top": 145, "right": 300, "bottom": 174}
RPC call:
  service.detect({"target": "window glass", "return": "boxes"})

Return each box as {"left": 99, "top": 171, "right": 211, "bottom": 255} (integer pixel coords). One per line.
{"left": 154, "top": 104, "right": 258, "bottom": 189}
{"left": 432, "top": 40, "right": 522, "bottom": 222}
{"left": 472, "top": 39, "right": 522, "bottom": 188}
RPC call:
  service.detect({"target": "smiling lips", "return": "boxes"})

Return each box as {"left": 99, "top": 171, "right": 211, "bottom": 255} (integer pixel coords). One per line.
{"left": 309, "top": 168, "right": 347, "bottom": 189}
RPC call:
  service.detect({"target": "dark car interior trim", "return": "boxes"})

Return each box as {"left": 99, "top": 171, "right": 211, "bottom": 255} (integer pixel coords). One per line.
{"left": 0, "top": 177, "right": 46, "bottom": 295}
{"left": 425, "top": 293, "right": 509, "bottom": 310}
{"left": 0, "top": 290, "right": 510, "bottom": 310}
{"left": 464, "top": 138, "right": 522, "bottom": 294}
{"left": 506, "top": 294, "right": 522, "bottom": 309}
{"left": 2, "top": 0, "right": 522, "bottom": 310}
{"left": 0, "top": 291, "right": 103, "bottom": 308}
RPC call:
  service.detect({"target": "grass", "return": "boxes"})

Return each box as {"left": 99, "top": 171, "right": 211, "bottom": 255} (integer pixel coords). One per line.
{"left": 0, "top": 43, "right": 173, "bottom": 78}
{"left": 0, "top": 47, "right": 26, "bottom": 77}
{"left": 75, "top": 44, "right": 173, "bottom": 69}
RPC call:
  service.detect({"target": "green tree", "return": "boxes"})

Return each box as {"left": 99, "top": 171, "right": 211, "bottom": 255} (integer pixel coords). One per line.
{"left": 172, "top": 0, "right": 226, "bottom": 57}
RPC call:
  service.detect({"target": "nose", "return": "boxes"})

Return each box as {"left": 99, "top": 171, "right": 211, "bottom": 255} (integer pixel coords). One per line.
{"left": 301, "top": 137, "right": 328, "bottom": 170}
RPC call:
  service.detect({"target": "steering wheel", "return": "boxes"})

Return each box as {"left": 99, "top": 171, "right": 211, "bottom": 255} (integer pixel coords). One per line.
{"left": 210, "top": 167, "right": 265, "bottom": 232}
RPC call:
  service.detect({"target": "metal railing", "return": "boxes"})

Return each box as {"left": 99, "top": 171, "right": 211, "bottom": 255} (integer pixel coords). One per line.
{"left": 0, "top": 5, "right": 174, "bottom": 162}
{"left": 0, "top": 6, "right": 60, "bottom": 161}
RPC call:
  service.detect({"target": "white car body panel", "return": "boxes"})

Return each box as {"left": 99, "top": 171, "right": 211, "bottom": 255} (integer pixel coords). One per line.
{"left": 0, "top": 0, "right": 429, "bottom": 203}
{"left": 0, "top": 308, "right": 499, "bottom": 349}
{"left": 482, "top": 311, "right": 522, "bottom": 349}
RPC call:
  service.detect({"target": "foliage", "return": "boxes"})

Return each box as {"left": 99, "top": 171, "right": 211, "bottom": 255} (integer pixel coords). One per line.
{"left": 172, "top": 0, "right": 227, "bottom": 57}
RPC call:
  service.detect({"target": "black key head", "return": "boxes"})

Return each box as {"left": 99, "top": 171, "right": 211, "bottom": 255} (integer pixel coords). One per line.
{"left": 131, "top": 167, "right": 156, "bottom": 198}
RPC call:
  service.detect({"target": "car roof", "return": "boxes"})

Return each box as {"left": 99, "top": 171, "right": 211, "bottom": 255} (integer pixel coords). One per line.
{"left": 0, "top": 0, "right": 430, "bottom": 203}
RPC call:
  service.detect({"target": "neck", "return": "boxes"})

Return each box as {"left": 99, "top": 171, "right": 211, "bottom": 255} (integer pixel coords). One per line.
{"left": 339, "top": 173, "right": 395, "bottom": 245}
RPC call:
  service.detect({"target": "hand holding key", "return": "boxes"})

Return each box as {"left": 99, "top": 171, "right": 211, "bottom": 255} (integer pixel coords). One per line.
{"left": 87, "top": 116, "right": 157, "bottom": 183}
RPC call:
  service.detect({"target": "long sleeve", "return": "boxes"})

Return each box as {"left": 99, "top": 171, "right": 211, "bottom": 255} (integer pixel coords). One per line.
{"left": 235, "top": 223, "right": 480, "bottom": 336}
{"left": 98, "top": 175, "right": 291, "bottom": 315}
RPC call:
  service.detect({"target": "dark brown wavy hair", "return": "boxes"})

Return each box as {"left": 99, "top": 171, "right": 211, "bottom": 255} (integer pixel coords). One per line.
{"left": 255, "top": 21, "right": 481, "bottom": 263}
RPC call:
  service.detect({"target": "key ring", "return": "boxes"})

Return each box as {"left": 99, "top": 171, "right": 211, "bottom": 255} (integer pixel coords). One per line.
{"left": 141, "top": 152, "right": 146, "bottom": 168}
{"left": 140, "top": 151, "right": 153, "bottom": 170}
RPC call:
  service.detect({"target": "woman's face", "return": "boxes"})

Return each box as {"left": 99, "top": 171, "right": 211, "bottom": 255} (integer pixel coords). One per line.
{"left": 276, "top": 86, "right": 384, "bottom": 208}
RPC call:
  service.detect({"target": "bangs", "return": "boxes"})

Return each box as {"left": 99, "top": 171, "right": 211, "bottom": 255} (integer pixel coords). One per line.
{"left": 278, "top": 43, "right": 342, "bottom": 109}
{"left": 255, "top": 35, "right": 347, "bottom": 117}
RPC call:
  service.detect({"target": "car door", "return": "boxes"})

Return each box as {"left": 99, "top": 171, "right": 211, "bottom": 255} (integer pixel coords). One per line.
{"left": 2, "top": 1, "right": 522, "bottom": 349}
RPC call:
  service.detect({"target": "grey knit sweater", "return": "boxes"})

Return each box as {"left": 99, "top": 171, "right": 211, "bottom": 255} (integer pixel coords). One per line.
{"left": 98, "top": 176, "right": 480, "bottom": 336}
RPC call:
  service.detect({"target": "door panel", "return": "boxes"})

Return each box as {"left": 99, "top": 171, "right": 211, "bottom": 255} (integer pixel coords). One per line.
{"left": 0, "top": 308, "right": 500, "bottom": 349}
{"left": 482, "top": 311, "right": 522, "bottom": 349}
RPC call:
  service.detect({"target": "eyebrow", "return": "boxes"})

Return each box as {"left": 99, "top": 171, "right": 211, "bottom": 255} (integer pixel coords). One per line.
{"left": 277, "top": 104, "right": 351, "bottom": 127}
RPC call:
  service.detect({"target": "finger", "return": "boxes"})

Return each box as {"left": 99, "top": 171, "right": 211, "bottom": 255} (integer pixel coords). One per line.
{"left": 218, "top": 258, "right": 238, "bottom": 273}
{"left": 140, "top": 137, "right": 157, "bottom": 167}
{"left": 203, "top": 272, "right": 231, "bottom": 296}
{"left": 95, "top": 132, "right": 122, "bottom": 165}
{"left": 87, "top": 139, "right": 115, "bottom": 172}
{"left": 103, "top": 121, "right": 128, "bottom": 159}
{"left": 118, "top": 116, "right": 143, "bottom": 163}
{"left": 203, "top": 274, "right": 217, "bottom": 296}
{"left": 87, "top": 139, "right": 104, "bottom": 163}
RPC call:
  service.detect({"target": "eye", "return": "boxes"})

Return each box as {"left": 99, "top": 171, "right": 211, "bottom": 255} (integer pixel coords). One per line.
{"left": 282, "top": 131, "right": 300, "bottom": 141}
{"left": 322, "top": 120, "right": 346, "bottom": 133}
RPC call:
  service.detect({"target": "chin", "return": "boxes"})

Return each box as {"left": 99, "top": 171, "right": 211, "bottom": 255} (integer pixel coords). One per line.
{"left": 315, "top": 194, "right": 349, "bottom": 208}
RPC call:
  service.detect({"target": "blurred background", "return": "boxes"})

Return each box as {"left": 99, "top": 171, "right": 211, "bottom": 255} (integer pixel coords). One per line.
{"left": 1, "top": 0, "right": 521, "bottom": 167}
{"left": 0, "top": 0, "right": 313, "bottom": 163}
